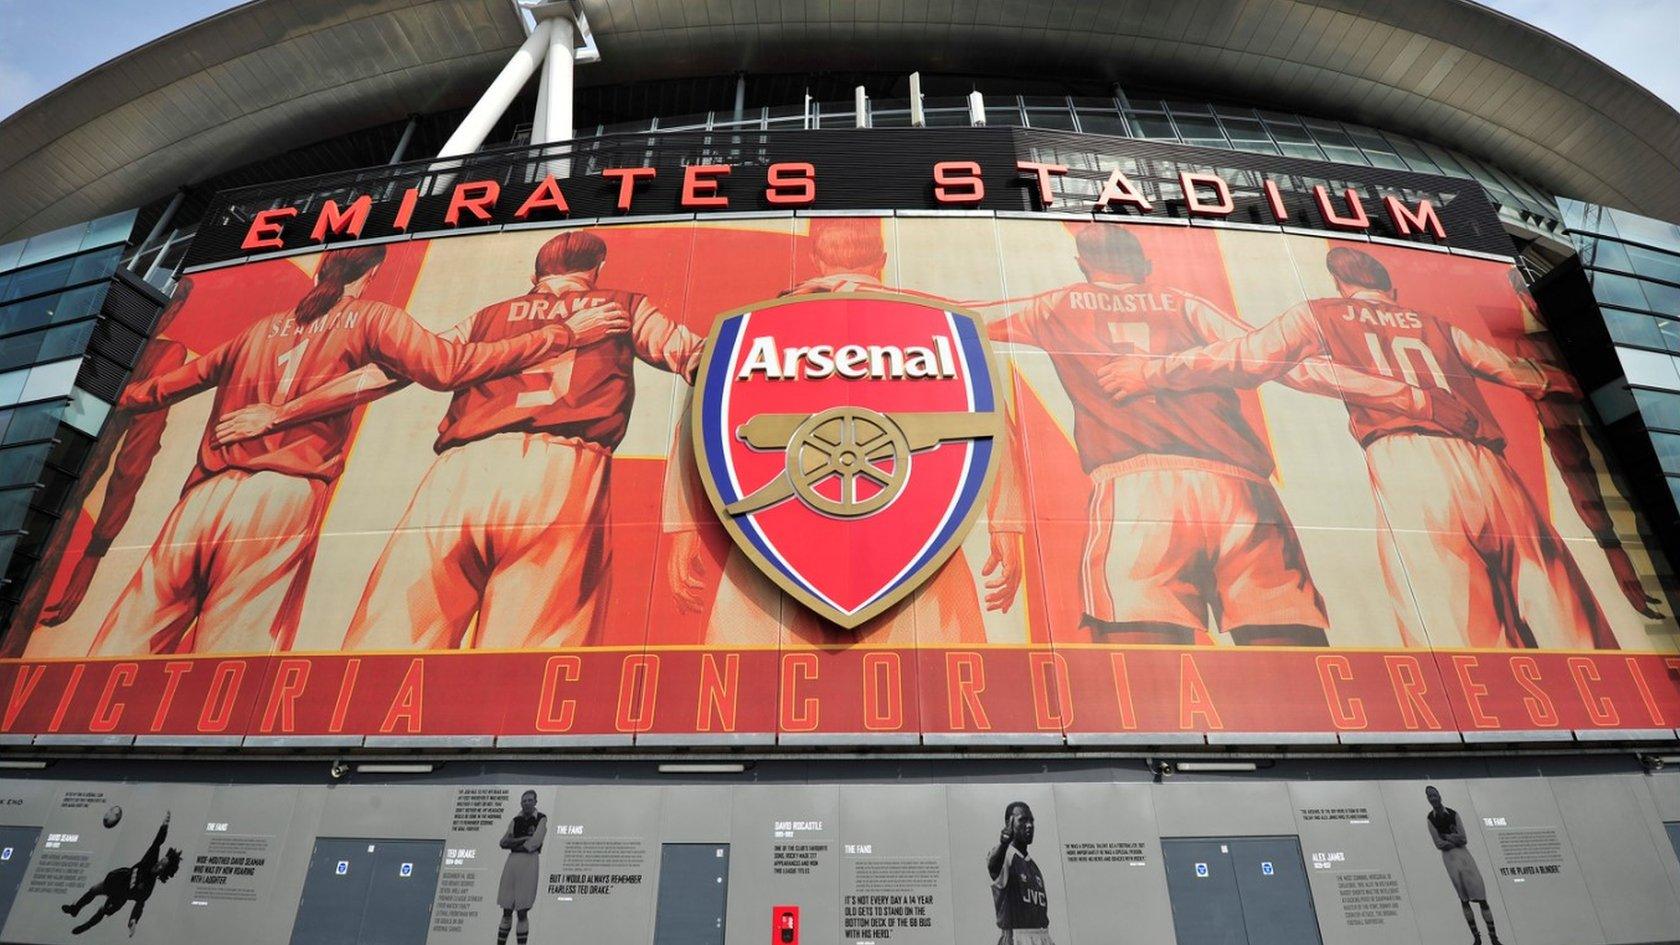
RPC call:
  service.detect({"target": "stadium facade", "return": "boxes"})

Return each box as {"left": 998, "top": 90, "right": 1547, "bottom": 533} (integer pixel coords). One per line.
{"left": 0, "top": 2, "right": 1678, "bottom": 944}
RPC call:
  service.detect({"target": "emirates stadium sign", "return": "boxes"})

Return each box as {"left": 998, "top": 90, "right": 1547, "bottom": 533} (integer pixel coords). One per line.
{"left": 692, "top": 293, "right": 1003, "bottom": 627}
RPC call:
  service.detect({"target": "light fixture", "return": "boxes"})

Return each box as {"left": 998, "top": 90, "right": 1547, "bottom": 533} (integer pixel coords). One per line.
{"left": 657, "top": 763, "right": 747, "bottom": 774}
{"left": 355, "top": 763, "right": 436, "bottom": 774}
{"left": 1173, "top": 761, "right": 1259, "bottom": 773}
{"left": 0, "top": 760, "right": 49, "bottom": 770}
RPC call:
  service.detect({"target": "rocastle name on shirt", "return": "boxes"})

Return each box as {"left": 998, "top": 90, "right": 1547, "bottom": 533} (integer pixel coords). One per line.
{"left": 737, "top": 335, "right": 958, "bottom": 381}
{"left": 1066, "top": 289, "right": 1179, "bottom": 313}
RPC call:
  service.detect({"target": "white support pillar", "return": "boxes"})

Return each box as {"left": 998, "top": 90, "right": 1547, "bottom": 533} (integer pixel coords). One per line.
{"left": 532, "top": 66, "right": 550, "bottom": 145}
{"left": 854, "top": 86, "right": 868, "bottom": 128}
{"left": 437, "top": 17, "right": 554, "bottom": 159}
{"left": 538, "top": 13, "right": 575, "bottom": 145}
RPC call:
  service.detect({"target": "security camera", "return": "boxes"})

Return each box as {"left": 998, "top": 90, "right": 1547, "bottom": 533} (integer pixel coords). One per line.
{"left": 329, "top": 760, "right": 350, "bottom": 780}
{"left": 1640, "top": 754, "right": 1665, "bottom": 774}
{"left": 1152, "top": 760, "right": 1176, "bottom": 779}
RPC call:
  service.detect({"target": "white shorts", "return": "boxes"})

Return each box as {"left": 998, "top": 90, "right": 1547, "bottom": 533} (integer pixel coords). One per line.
{"left": 1365, "top": 433, "right": 1607, "bottom": 649}
{"left": 346, "top": 432, "right": 611, "bottom": 650}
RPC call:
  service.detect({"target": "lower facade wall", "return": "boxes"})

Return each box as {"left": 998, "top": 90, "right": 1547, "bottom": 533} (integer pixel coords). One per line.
{"left": 0, "top": 762, "right": 1676, "bottom": 945}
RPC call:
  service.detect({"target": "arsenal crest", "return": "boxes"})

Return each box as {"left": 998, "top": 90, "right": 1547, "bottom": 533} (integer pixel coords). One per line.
{"left": 692, "top": 292, "right": 1003, "bottom": 628}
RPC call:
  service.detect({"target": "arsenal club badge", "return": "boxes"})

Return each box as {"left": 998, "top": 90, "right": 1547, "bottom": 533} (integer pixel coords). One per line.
{"left": 692, "top": 292, "right": 1003, "bottom": 628}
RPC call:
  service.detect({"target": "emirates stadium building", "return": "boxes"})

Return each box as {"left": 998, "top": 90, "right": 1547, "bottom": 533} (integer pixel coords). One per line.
{"left": 1, "top": 2, "right": 1680, "bottom": 943}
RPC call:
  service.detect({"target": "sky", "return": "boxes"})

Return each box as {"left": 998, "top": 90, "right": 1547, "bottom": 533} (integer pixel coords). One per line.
{"left": 0, "top": 0, "right": 1677, "bottom": 120}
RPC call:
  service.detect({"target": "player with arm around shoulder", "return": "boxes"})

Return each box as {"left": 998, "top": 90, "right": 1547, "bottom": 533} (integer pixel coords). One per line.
{"left": 1100, "top": 246, "right": 1611, "bottom": 649}
{"left": 91, "top": 245, "right": 584, "bottom": 655}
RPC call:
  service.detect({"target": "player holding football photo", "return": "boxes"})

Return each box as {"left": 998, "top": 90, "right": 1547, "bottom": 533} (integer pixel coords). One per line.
{"left": 986, "top": 802, "right": 1055, "bottom": 945}
{"left": 1099, "top": 245, "right": 1610, "bottom": 649}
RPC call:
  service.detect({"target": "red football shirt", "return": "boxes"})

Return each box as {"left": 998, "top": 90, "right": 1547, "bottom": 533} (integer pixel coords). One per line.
{"left": 120, "top": 297, "right": 570, "bottom": 489}
{"left": 990, "top": 281, "right": 1276, "bottom": 476}
{"left": 434, "top": 274, "right": 704, "bottom": 452}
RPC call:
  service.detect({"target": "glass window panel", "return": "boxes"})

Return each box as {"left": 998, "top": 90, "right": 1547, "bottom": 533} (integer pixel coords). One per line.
{"left": 1024, "top": 109, "right": 1077, "bottom": 131}
{"left": 1220, "top": 116, "right": 1269, "bottom": 142}
{"left": 1592, "top": 271, "right": 1651, "bottom": 309}
{"left": 1, "top": 257, "right": 74, "bottom": 303}
{"left": 870, "top": 109, "right": 911, "bottom": 127}
{"left": 1652, "top": 431, "right": 1680, "bottom": 474}
{"left": 79, "top": 211, "right": 136, "bottom": 252}
{"left": 65, "top": 246, "right": 121, "bottom": 287}
{"left": 50, "top": 284, "right": 105, "bottom": 325}
{"left": 45, "top": 428, "right": 92, "bottom": 474}
{"left": 1603, "top": 308, "right": 1666, "bottom": 349}
{"left": 924, "top": 109, "right": 971, "bottom": 127}
{"left": 1608, "top": 209, "right": 1680, "bottom": 251}
{"left": 1626, "top": 244, "right": 1680, "bottom": 286}
{"left": 1592, "top": 381, "right": 1639, "bottom": 423}
{"left": 0, "top": 239, "right": 21, "bottom": 275}
{"left": 20, "top": 359, "right": 79, "bottom": 402}
{"left": 0, "top": 370, "right": 22, "bottom": 406}
{"left": 1386, "top": 136, "right": 1442, "bottom": 174}
{"left": 0, "top": 295, "right": 52, "bottom": 334}
{"left": 1418, "top": 143, "right": 1472, "bottom": 178}
{"left": 1669, "top": 476, "right": 1680, "bottom": 510}
{"left": 1582, "top": 237, "right": 1634, "bottom": 273}
{"left": 0, "top": 489, "right": 31, "bottom": 533}
{"left": 1618, "top": 346, "right": 1680, "bottom": 388}
{"left": 1169, "top": 111, "right": 1224, "bottom": 141}
{"left": 1130, "top": 112, "right": 1177, "bottom": 139}
{"left": 0, "top": 443, "right": 48, "bottom": 489}
{"left": 1074, "top": 111, "right": 1130, "bottom": 136}
{"left": 15, "top": 223, "right": 86, "bottom": 269}
{"left": 983, "top": 107, "right": 1021, "bottom": 127}
{"left": 1642, "top": 280, "right": 1680, "bottom": 318}
{"left": 1634, "top": 388, "right": 1680, "bottom": 430}
{"left": 1657, "top": 318, "right": 1680, "bottom": 354}
{"left": 2, "top": 401, "right": 61, "bottom": 444}
{"left": 37, "top": 321, "right": 95, "bottom": 363}
{"left": 64, "top": 387, "right": 110, "bottom": 438}
{"left": 0, "top": 330, "right": 47, "bottom": 372}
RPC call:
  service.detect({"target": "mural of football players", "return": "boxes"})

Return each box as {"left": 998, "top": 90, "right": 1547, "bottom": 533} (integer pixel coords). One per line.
{"left": 986, "top": 802, "right": 1055, "bottom": 945}
{"left": 221, "top": 230, "right": 696, "bottom": 649}
{"left": 9, "top": 277, "right": 194, "bottom": 647}
{"left": 983, "top": 225, "right": 1432, "bottom": 646}
{"left": 91, "top": 245, "right": 581, "bottom": 655}
{"left": 1425, "top": 786, "right": 1502, "bottom": 945}
{"left": 663, "top": 217, "right": 1026, "bottom": 645}
{"left": 1100, "top": 245, "right": 1610, "bottom": 649}
{"left": 61, "top": 812, "right": 181, "bottom": 937}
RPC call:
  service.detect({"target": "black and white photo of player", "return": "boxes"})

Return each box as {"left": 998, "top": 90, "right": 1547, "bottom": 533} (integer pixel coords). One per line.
{"left": 61, "top": 811, "right": 181, "bottom": 937}
{"left": 986, "top": 802, "right": 1055, "bottom": 945}
{"left": 496, "top": 790, "right": 547, "bottom": 945}
{"left": 1426, "top": 786, "right": 1504, "bottom": 945}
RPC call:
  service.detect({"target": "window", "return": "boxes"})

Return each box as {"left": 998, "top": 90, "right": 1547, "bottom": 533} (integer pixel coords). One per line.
{"left": 1, "top": 401, "right": 65, "bottom": 444}
{"left": 1626, "top": 244, "right": 1680, "bottom": 286}
{"left": 20, "top": 359, "right": 80, "bottom": 402}
{"left": 1635, "top": 388, "right": 1680, "bottom": 431}
{"left": 1638, "top": 279, "right": 1680, "bottom": 318}
{"left": 1581, "top": 237, "right": 1634, "bottom": 274}
{"left": 1074, "top": 111, "right": 1130, "bottom": 136}
{"left": 64, "top": 387, "right": 109, "bottom": 438}
{"left": 1591, "top": 271, "right": 1651, "bottom": 310}
{"left": 1, "top": 256, "right": 75, "bottom": 304}
{"left": 1603, "top": 308, "right": 1666, "bottom": 350}
{"left": 0, "top": 443, "right": 48, "bottom": 489}
{"left": 1617, "top": 346, "right": 1680, "bottom": 389}
{"left": 1652, "top": 431, "right": 1680, "bottom": 475}
{"left": 1129, "top": 111, "right": 1177, "bottom": 140}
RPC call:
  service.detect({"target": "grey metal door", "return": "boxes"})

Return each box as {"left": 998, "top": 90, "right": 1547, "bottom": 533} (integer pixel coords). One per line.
{"left": 1228, "top": 837, "right": 1323, "bottom": 945}
{"left": 289, "top": 838, "right": 380, "bottom": 945}
{"left": 652, "top": 843, "right": 730, "bottom": 945}
{"left": 0, "top": 826, "right": 40, "bottom": 931}
{"left": 1162, "top": 838, "right": 1248, "bottom": 945}
{"left": 359, "top": 840, "right": 444, "bottom": 945}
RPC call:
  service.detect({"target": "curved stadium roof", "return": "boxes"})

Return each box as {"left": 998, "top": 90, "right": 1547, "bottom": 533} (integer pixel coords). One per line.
{"left": 0, "top": 0, "right": 1677, "bottom": 242}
